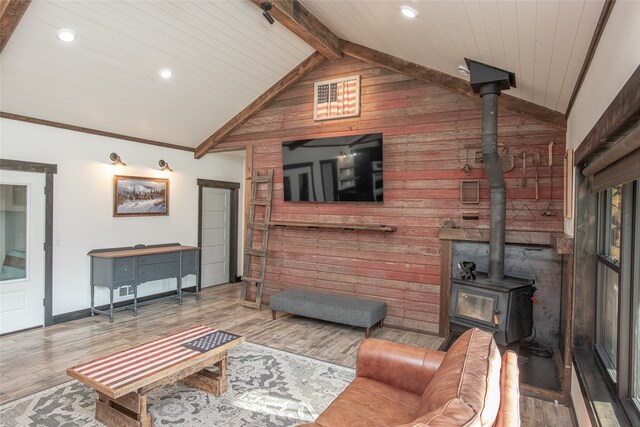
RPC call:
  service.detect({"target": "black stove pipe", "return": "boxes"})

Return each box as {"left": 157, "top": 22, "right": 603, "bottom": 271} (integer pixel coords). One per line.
{"left": 480, "top": 83, "right": 506, "bottom": 281}
{"left": 465, "top": 59, "right": 516, "bottom": 282}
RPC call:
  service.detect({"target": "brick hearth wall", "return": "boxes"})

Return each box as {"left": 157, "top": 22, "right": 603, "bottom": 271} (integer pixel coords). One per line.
{"left": 215, "top": 56, "right": 565, "bottom": 334}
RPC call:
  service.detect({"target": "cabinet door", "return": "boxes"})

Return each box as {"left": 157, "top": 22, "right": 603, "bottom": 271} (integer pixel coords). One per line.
{"left": 113, "top": 258, "right": 135, "bottom": 283}
{"left": 138, "top": 263, "right": 179, "bottom": 283}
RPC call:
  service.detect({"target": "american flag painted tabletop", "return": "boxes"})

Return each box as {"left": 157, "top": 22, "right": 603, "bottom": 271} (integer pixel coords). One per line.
{"left": 67, "top": 325, "right": 244, "bottom": 399}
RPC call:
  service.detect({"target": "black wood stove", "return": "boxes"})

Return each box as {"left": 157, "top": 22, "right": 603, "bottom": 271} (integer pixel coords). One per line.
{"left": 450, "top": 271, "right": 535, "bottom": 346}
{"left": 448, "top": 59, "right": 536, "bottom": 346}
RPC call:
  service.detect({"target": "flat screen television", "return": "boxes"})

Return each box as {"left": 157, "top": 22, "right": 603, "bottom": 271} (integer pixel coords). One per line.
{"left": 282, "top": 133, "right": 383, "bottom": 202}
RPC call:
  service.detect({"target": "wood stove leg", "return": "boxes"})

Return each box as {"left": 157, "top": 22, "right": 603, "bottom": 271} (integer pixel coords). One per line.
{"left": 95, "top": 391, "right": 153, "bottom": 427}
{"left": 365, "top": 327, "right": 370, "bottom": 338}
{"left": 379, "top": 319, "right": 384, "bottom": 329}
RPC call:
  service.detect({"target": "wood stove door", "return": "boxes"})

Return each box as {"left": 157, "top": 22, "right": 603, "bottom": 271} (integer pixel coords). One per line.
{"left": 450, "top": 285, "right": 499, "bottom": 329}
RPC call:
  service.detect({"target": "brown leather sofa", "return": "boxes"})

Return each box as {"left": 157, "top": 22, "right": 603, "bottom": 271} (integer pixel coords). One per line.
{"left": 300, "top": 328, "right": 520, "bottom": 427}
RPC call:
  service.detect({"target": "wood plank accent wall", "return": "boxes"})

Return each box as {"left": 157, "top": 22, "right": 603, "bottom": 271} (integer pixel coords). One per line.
{"left": 215, "top": 56, "right": 566, "bottom": 333}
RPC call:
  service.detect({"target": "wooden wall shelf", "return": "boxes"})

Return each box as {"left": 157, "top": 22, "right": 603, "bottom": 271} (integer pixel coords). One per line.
{"left": 269, "top": 221, "right": 396, "bottom": 232}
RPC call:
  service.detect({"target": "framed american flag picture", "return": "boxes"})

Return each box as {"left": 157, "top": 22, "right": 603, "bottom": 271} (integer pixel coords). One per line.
{"left": 313, "top": 75, "right": 360, "bottom": 121}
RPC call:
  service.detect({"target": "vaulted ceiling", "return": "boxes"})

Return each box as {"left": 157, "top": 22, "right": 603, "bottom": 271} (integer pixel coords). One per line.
{"left": 0, "top": 1, "right": 606, "bottom": 151}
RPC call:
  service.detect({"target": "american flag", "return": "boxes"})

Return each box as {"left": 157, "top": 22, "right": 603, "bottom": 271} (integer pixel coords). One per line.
{"left": 68, "top": 325, "right": 228, "bottom": 393}
{"left": 315, "top": 77, "right": 358, "bottom": 120}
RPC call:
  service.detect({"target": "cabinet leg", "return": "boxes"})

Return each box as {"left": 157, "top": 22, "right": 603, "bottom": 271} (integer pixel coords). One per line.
{"left": 91, "top": 285, "right": 95, "bottom": 317}
{"left": 133, "top": 285, "right": 138, "bottom": 317}
{"left": 109, "top": 289, "right": 114, "bottom": 323}
{"left": 178, "top": 278, "right": 183, "bottom": 305}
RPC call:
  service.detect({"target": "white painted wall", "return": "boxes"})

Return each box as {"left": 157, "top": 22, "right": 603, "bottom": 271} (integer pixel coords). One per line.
{"left": 565, "top": 0, "right": 640, "bottom": 235}
{"left": 0, "top": 119, "right": 244, "bottom": 316}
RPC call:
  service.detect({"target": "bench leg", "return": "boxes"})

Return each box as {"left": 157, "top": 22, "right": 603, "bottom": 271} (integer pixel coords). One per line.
{"left": 364, "top": 319, "right": 384, "bottom": 338}
{"left": 181, "top": 354, "right": 228, "bottom": 396}
{"left": 96, "top": 391, "right": 153, "bottom": 427}
{"left": 271, "top": 310, "right": 276, "bottom": 320}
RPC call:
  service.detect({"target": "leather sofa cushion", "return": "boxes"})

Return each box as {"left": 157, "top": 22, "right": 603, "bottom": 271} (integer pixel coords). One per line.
{"left": 312, "top": 377, "right": 420, "bottom": 427}
{"left": 396, "top": 398, "right": 477, "bottom": 427}
{"left": 417, "top": 328, "right": 501, "bottom": 427}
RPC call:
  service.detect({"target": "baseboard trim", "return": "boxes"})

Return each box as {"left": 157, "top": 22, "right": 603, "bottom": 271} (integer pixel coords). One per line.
{"left": 51, "top": 287, "right": 198, "bottom": 325}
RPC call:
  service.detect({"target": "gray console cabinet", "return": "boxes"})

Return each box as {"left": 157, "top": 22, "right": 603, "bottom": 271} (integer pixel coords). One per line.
{"left": 88, "top": 244, "right": 200, "bottom": 322}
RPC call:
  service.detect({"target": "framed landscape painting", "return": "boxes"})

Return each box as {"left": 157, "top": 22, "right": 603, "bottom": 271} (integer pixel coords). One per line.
{"left": 113, "top": 176, "right": 169, "bottom": 217}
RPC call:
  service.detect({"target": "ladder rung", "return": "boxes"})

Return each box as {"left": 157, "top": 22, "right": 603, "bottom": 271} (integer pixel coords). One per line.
{"left": 251, "top": 199, "right": 269, "bottom": 205}
{"left": 252, "top": 176, "right": 272, "bottom": 183}
{"left": 248, "top": 223, "right": 268, "bottom": 230}
{"left": 245, "top": 248, "right": 266, "bottom": 256}
{"left": 241, "top": 276, "right": 262, "bottom": 283}
{"left": 239, "top": 300, "right": 261, "bottom": 309}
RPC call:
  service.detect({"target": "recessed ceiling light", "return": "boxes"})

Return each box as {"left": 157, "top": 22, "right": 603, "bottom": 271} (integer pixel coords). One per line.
{"left": 159, "top": 68, "right": 173, "bottom": 79}
{"left": 400, "top": 5, "right": 419, "bottom": 18}
{"left": 457, "top": 65, "right": 470, "bottom": 76}
{"left": 57, "top": 29, "right": 76, "bottom": 42}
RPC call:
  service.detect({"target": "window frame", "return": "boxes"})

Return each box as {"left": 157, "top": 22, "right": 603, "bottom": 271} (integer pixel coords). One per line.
{"left": 595, "top": 187, "right": 622, "bottom": 383}
{"left": 594, "top": 181, "right": 640, "bottom": 424}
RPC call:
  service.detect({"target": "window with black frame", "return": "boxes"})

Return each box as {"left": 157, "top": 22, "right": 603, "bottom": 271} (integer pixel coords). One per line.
{"left": 596, "top": 185, "right": 622, "bottom": 381}
{"left": 631, "top": 183, "right": 640, "bottom": 415}
{"left": 595, "top": 180, "right": 640, "bottom": 421}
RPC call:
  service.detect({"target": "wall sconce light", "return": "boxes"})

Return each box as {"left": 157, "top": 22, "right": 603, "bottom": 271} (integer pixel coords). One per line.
{"left": 339, "top": 151, "right": 346, "bottom": 158}
{"left": 109, "top": 152, "right": 126, "bottom": 166}
{"left": 260, "top": 2, "right": 275, "bottom": 25}
{"left": 158, "top": 160, "right": 174, "bottom": 172}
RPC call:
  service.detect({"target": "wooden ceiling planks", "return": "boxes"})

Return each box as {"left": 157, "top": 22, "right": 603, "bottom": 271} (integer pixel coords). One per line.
{"left": 194, "top": 51, "right": 326, "bottom": 158}
{"left": 341, "top": 41, "right": 567, "bottom": 131}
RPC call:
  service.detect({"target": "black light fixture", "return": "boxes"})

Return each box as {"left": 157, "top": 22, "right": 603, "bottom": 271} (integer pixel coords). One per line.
{"left": 109, "top": 152, "right": 126, "bottom": 167}
{"left": 260, "top": 2, "right": 274, "bottom": 25}
{"left": 158, "top": 160, "right": 173, "bottom": 172}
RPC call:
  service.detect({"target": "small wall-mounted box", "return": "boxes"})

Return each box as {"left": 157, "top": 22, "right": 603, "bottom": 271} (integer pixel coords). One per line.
{"left": 461, "top": 180, "right": 480, "bottom": 204}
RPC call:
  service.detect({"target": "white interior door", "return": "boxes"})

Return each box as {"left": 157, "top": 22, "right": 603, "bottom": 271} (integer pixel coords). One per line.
{"left": 201, "top": 187, "right": 230, "bottom": 287}
{"left": 0, "top": 170, "right": 45, "bottom": 334}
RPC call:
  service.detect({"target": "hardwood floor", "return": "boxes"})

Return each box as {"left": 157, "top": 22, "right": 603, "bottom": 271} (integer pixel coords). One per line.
{"left": 0, "top": 283, "right": 573, "bottom": 426}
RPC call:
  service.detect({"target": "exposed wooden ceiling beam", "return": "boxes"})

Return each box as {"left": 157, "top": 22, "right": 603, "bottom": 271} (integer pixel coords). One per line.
{"left": 0, "top": 0, "right": 30, "bottom": 53}
{"left": 565, "top": 0, "right": 616, "bottom": 118}
{"left": 342, "top": 41, "right": 566, "bottom": 130}
{"left": 250, "top": 0, "right": 341, "bottom": 61}
{"left": 194, "top": 51, "right": 326, "bottom": 158}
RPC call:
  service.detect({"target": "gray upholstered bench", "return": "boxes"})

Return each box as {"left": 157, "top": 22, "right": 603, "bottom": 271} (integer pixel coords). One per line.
{"left": 269, "top": 288, "right": 387, "bottom": 337}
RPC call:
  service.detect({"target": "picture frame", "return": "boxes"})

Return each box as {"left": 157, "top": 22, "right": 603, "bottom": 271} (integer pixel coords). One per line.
{"left": 564, "top": 149, "right": 573, "bottom": 219}
{"left": 313, "top": 75, "right": 360, "bottom": 121}
{"left": 113, "top": 175, "right": 169, "bottom": 217}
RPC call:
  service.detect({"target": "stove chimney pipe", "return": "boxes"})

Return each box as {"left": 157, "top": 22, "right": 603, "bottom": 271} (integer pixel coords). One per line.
{"left": 465, "top": 59, "right": 516, "bottom": 281}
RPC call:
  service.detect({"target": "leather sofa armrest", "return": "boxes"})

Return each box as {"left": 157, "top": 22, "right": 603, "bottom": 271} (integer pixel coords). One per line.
{"left": 356, "top": 338, "right": 446, "bottom": 396}
{"left": 493, "top": 350, "right": 520, "bottom": 427}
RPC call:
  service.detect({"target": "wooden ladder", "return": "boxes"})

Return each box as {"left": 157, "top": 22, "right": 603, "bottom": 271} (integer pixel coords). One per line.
{"left": 239, "top": 170, "right": 274, "bottom": 309}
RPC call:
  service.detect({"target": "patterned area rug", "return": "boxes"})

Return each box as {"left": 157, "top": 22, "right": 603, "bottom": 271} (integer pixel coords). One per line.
{"left": 0, "top": 342, "right": 355, "bottom": 426}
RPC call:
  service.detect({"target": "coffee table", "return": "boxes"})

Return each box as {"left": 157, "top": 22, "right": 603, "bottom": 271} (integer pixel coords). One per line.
{"left": 67, "top": 325, "right": 244, "bottom": 427}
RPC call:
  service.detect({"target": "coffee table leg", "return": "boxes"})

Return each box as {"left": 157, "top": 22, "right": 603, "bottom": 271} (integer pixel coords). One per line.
{"left": 181, "top": 354, "right": 229, "bottom": 396}
{"left": 217, "top": 356, "right": 228, "bottom": 395}
{"left": 95, "top": 391, "right": 153, "bottom": 427}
